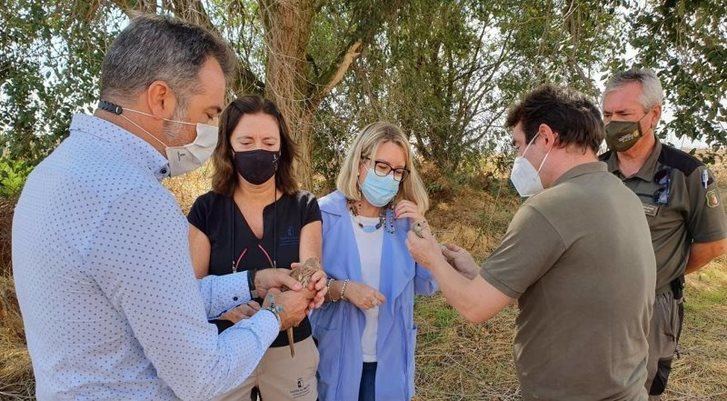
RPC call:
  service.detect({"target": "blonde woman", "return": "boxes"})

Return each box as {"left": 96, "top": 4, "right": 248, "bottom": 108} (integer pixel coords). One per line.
{"left": 310, "top": 122, "right": 438, "bottom": 401}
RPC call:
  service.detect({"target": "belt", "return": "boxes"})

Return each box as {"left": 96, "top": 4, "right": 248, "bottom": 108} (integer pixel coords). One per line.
{"left": 656, "top": 276, "right": 685, "bottom": 299}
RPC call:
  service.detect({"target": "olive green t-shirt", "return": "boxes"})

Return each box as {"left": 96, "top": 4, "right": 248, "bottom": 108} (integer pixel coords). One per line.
{"left": 481, "top": 162, "right": 656, "bottom": 401}
{"left": 601, "top": 140, "right": 727, "bottom": 292}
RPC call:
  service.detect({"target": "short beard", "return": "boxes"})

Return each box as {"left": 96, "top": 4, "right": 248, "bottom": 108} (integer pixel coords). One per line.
{"left": 162, "top": 100, "right": 190, "bottom": 142}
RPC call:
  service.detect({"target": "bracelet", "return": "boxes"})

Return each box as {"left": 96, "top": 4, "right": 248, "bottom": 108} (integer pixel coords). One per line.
{"left": 339, "top": 279, "right": 350, "bottom": 301}
{"left": 325, "top": 278, "right": 335, "bottom": 301}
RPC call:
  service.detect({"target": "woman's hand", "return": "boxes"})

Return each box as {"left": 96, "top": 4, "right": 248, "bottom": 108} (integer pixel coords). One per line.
{"left": 220, "top": 300, "right": 261, "bottom": 323}
{"left": 394, "top": 200, "right": 424, "bottom": 222}
{"left": 344, "top": 281, "right": 386, "bottom": 310}
{"left": 290, "top": 261, "right": 328, "bottom": 310}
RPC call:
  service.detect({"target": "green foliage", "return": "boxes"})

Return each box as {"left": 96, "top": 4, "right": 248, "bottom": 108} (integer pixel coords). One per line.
{"left": 0, "top": 157, "right": 32, "bottom": 197}
{"left": 313, "top": 0, "right": 631, "bottom": 176}
{"left": 0, "top": 0, "right": 120, "bottom": 166}
{"left": 626, "top": 0, "right": 726, "bottom": 149}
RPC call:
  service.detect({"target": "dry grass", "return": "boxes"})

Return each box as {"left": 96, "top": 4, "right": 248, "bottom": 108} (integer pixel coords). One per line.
{"left": 163, "top": 162, "right": 215, "bottom": 215}
{"left": 412, "top": 162, "right": 727, "bottom": 401}
{"left": 0, "top": 196, "right": 16, "bottom": 277}
{"left": 0, "top": 158, "right": 725, "bottom": 400}
{"left": 0, "top": 275, "right": 33, "bottom": 400}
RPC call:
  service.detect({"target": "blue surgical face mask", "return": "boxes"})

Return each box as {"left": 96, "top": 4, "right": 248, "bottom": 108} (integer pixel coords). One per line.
{"left": 361, "top": 168, "right": 400, "bottom": 207}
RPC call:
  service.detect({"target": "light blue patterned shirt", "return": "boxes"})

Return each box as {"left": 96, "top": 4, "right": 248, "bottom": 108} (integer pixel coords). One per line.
{"left": 12, "top": 114, "right": 280, "bottom": 401}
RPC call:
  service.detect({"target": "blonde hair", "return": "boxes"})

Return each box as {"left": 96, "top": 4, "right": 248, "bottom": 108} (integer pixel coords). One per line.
{"left": 336, "top": 122, "right": 430, "bottom": 213}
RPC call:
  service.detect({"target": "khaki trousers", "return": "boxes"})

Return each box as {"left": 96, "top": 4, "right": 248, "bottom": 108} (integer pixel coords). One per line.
{"left": 215, "top": 336, "right": 319, "bottom": 401}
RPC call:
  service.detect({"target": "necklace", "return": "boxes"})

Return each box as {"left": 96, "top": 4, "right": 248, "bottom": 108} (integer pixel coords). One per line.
{"left": 355, "top": 215, "right": 384, "bottom": 233}
{"left": 347, "top": 200, "right": 386, "bottom": 233}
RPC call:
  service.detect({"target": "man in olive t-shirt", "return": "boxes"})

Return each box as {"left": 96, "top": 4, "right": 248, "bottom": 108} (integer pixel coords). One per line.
{"left": 407, "top": 85, "right": 655, "bottom": 401}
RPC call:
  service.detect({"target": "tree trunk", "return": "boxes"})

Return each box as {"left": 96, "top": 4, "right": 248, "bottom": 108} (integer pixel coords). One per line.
{"left": 259, "top": 0, "right": 317, "bottom": 190}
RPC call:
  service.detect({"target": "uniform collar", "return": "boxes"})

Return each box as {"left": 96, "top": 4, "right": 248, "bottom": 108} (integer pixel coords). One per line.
{"left": 70, "top": 113, "right": 170, "bottom": 181}
{"left": 605, "top": 139, "right": 662, "bottom": 182}
{"left": 553, "top": 161, "right": 608, "bottom": 186}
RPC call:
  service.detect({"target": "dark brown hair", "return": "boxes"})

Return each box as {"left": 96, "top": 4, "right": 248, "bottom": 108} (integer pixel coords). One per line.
{"left": 211, "top": 95, "right": 299, "bottom": 196}
{"left": 505, "top": 84, "right": 604, "bottom": 153}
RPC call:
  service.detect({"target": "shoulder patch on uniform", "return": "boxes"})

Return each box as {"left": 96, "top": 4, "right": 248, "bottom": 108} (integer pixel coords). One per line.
{"left": 598, "top": 150, "right": 612, "bottom": 162}
{"left": 706, "top": 189, "right": 720, "bottom": 208}
{"left": 658, "top": 145, "right": 703, "bottom": 176}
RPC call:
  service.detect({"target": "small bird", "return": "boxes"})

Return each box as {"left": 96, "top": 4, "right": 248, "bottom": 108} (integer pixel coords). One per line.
{"left": 286, "top": 257, "right": 321, "bottom": 358}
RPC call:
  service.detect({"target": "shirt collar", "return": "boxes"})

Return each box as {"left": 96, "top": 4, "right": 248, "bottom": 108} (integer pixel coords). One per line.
{"left": 604, "top": 139, "right": 662, "bottom": 182}
{"left": 553, "top": 161, "right": 608, "bottom": 186}
{"left": 70, "top": 113, "right": 170, "bottom": 181}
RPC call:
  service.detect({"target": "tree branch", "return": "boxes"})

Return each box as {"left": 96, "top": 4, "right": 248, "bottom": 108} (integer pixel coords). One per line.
{"left": 109, "top": 0, "right": 157, "bottom": 16}
{"left": 111, "top": 0, "right": 264, "bottom": 94}
{"left": 309, "top": 39, "right": 362, "bottom": 109}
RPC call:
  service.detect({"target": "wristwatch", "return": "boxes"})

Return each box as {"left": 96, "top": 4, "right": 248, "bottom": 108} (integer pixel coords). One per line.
{"left": 264, "top": 293, "right": 284, "bottom": 327}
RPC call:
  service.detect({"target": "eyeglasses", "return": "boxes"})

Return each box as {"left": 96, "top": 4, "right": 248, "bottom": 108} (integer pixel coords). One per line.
{"left": 653, "top": 168, "right": 671, "bottom": 205}
{"left": 362, "top": 157, "right": 409, "bottom": 182}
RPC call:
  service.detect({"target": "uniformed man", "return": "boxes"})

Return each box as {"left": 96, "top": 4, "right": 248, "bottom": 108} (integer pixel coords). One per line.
{"left": 407, "top": 85, "right": 656, "bottom": 401}
{"left": 600, "top": 69, "right": 727, "bottom": 400}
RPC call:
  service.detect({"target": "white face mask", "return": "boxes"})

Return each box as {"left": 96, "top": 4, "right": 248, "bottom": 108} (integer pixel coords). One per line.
{"left": 121, "top": 108, "right": 218, "bottom": 177}
{"left": 510, "top": 133, "right": 551, "bottom": 197}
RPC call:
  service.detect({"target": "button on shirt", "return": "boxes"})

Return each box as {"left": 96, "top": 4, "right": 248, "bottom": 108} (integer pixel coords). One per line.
{"left": 12, "top": 114, "right": 280, "bottom": 401}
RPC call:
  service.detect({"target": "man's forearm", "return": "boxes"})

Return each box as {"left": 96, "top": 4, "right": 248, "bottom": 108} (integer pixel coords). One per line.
{"left": 198, "top": 272, "right": 251, "bottom": 319}
{"left": 427, "top": 259, "right": 484, "bottom": 321}
{"left": 685, "top": 239, "right": 727, "bottom": 275}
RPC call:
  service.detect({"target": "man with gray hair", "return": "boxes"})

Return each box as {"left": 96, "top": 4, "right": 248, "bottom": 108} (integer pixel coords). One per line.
{"left": 12, "top": 15, "right": 326, "bottom": 400}
{"left": 600, "top": 69, "right": 727, "bottom": 399}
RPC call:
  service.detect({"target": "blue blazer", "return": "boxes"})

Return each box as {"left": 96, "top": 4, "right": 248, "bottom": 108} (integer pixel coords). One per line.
{"left": 310, "top": 191, "right": 438, "bottom": 401}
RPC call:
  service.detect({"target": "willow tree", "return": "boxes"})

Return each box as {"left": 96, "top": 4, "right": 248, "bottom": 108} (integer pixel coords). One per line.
{"left": 1, "top": 0, "right": 402, "bottom": 188}
{"left": 316, "top": 0, "right": 628, "bottom": 174}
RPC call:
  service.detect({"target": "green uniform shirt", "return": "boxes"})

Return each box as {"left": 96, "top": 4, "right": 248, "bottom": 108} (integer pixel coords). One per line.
{"left": 481, "top": 162, "right": 655, "bottom": 401}
{"left": 601, "top": 140, "right": 727, "bottom": 292}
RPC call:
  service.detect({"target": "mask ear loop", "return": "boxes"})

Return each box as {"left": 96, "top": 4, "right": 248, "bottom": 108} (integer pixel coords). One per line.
{"left": 536, "top": 133, "right": 558, "bottom": 173}
{"left": 110, "top": 105, "right": 169, "bottom": 149}
{"left": 537, "top": 148, "right": 551, "bottom": 173}
{"left": 521, "top": 133, "right": 540, "bottom": 158}
{"left": 123, "top": 106, "right": 198, "bottom": 127}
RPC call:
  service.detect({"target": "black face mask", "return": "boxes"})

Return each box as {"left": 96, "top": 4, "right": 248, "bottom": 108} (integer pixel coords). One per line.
{"left": 233, "top": 149, "right": 279, "bottom": 185}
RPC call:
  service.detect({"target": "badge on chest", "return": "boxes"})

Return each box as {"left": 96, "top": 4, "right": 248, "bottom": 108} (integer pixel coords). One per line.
{"left": 642, "top": 203, "right": 659, "bottom": 217}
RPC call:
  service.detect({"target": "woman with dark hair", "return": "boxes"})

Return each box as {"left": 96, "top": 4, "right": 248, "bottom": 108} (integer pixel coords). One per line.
{"left": 188, "top": 95, "right": 322, "bottom": 401}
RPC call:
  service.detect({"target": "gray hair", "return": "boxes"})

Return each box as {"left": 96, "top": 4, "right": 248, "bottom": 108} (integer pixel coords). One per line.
{"left": 99, "top": 14, "right": 235, "bottom": 104}
{"left": 603, "top": 68, "right": 664, "bottom": 110}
